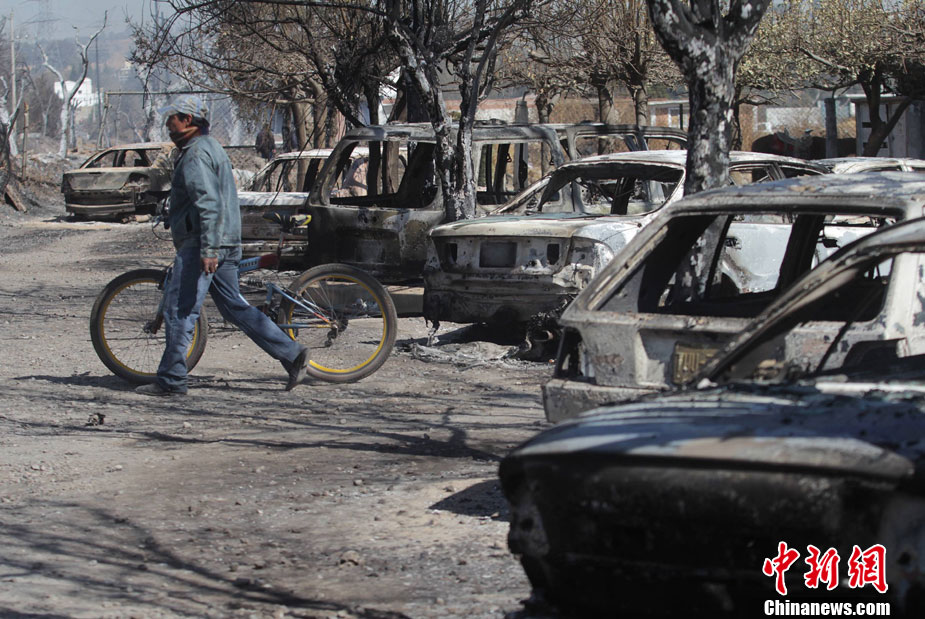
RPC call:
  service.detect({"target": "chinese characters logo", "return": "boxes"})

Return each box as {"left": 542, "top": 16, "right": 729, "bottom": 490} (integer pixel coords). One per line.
{"left": 762, "top": 542, "right": 887, "bottom": 596}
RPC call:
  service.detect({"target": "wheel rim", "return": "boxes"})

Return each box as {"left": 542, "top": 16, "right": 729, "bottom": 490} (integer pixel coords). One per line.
{"left": 97, "top": 276, "right": 202, "bottom": 378}
{"left": 283, "top": 274, "right": 389, "bottom": 375}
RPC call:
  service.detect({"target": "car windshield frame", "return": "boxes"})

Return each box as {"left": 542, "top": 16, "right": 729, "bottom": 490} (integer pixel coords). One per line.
{"left": 695, "top": 220, "right": 925, "bottom": 385}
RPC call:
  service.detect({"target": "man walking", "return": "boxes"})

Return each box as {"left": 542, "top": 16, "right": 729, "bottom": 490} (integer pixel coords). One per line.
{"left": 136, "top": 95, "right": 307, "bottom": 396}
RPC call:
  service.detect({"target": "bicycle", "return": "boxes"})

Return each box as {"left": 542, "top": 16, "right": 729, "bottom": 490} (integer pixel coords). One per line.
{"left": 89, "top": 212, "right": 398, "bottom": 385}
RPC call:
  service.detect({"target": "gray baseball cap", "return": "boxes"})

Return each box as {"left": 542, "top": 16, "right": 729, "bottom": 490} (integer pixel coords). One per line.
{"left": 158, "top": 94, "right": 209, "bottom": 119}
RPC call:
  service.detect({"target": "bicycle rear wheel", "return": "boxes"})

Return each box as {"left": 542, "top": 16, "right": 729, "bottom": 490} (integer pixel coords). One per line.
{"left": 279, "top": 264, "right": 397, "bottom": 383}
{"left": 89, "top": 268, "right": 208, "bottom": 384}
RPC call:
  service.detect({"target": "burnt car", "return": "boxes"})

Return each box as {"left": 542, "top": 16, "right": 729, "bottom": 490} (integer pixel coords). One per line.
{"left": 238, "top": 148, "right": 371, "bottom": 259}
{"left": 501, "top": 217, "right": 925, "bottom": 616}
{"left": 553, "top": 122, "right": 687, "bottom": 158}
{"left": 543, "top": 172, "right": 925, "bottom": 422}
{"left": 820, "top": 156, "right": 925, "bottom": 174}
{"left": 62, "top": 143, "right": 175, "bottom": 218}
{"left": 302, "top": 122, "right": 688, "bottom": 282}
{"left": 423, "top": 151, "right": 826, "bottom": 343}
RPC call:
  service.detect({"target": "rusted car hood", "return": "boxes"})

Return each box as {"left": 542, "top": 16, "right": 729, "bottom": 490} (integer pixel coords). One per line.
{"left": 430, "top": 213, "right": 645, "bottom": 242}
{"left": 516, "top": 386, "right": 925, "bottom": 481}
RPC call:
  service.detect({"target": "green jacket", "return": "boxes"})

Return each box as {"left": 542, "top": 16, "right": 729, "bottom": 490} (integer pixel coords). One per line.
{"left": 168, "top": 134, "right": 241, "bottom": 258}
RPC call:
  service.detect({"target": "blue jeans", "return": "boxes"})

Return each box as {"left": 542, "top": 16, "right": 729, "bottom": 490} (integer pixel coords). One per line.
{"left": 156, "top": 244, "right": 303, "bottom": 392}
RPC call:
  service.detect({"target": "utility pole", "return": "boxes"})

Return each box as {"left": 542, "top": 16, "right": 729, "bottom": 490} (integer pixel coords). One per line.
{"left": 94, "top": 37, "right": 101, "bottom": 127}
{"left": 9, "top": 10, "right": 15, "bottom": 136}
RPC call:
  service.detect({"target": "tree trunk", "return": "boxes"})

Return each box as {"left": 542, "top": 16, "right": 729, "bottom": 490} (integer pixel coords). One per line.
{"left": 387, "top": 21, "right": 466, "bottom": 222}
{"left": 861, "top": 83, "right": 911, "bottom": 157}
{"left": 364, "top": 87, "right": 382, "bottom": 196}
{"left": 291, "top": 101, "right": 309, "bottom": 151}
{"left": 324, "top": 98, "right": 338, "bottom": 148}
{"left": 684, "top": 66, "right": 736, "bottom": 193}
{"left": 453, "top": 122, "right": 477, "bottom": 221}
{"left": 58, "top": 97, "right": 69, "bottom": 159}
{"left": 535, "top": 91, "right": 554, "bottom": 176}
{"left": 647, "top": 0, "right": 770, "bottom": 194}
{"left": 69, "top": 106, "right": 78, "bottom": 150}
{"left": 309, "top": 81, "right": 327, "bottom": 148}
{"left": 596, "top": 83, "right": 618, "bottom": 125}
{"left": 402, "top": 70, "right": 429, "bottom": 123}
{"left": 0, "top": 101, "right": 17, "bottom": 157}
{"left": 631, "top": 85, "right": 649, "bottom": 126}
{"left": 824, "top": 97, "right": 838, "bottom": 157}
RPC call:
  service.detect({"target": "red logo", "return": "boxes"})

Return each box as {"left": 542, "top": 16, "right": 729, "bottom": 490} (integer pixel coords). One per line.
{"left": 804, "top": 545, "right": 840, "bottom": 591}
{"left": 763, "top": 541, "right": 801, "bottom": 595}
{"left": 847, "top": 544, "right": 888, "bottom": 593}
{"left": 763, "top": 542, "right": 888, "bottom": 595}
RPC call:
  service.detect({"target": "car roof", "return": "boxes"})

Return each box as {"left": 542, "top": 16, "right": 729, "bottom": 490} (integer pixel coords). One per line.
{"left": 818, "top": 157, "right": 925, "bottom": 173}
{"left": 485, "top": 150, "right": 829, "bottom": 217}
{"left": 273, "top": 149, "right": 335, "bottom": 159}
{"left": 664, "top": 171, "right": 925, "bottom": 215}
{"left": 99, "top": 142, "right": 173, "bottom": 151}
{"left": 548, "top": 122, "right": 688, "bottom": 138}
{"left": 556, "top": 149, "right": 826, "bottom": 170}
{"left": 270, "top": 146, "right": 370, "bottom": 160}
{"left": 340, "top": 122, "right": 561, "bottom": 142}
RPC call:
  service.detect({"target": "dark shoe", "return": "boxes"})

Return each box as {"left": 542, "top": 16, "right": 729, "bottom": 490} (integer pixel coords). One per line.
{"left": 135, "top": 382, "right": 184, "bottom": 397}
{"left": 286, "top": 348, "right": 308, "bottom": 391}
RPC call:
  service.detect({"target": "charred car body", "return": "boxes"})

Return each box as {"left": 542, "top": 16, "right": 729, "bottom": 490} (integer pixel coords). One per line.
{"left": 301, "top": 123, "right": 687, "bottom": 282}
{"left": 502, "top": 217, "right": 925, "bottom": 616}
{"left": 423, "top": 151, "right": 826, "bottom": 341}
{"left": 62, "top": 143, "right": 175, "bottom": 218}
{"left": 552, "top": 122, "right": 687, "bottom": 157}
{"left": 820, "top": 156, "right": 925, "bottom": 174}
{"left": 238, "top": 148, "right": 370, "bottom": 259}
{"left": 543, "top": 172, "right": 925, "bottom": 422}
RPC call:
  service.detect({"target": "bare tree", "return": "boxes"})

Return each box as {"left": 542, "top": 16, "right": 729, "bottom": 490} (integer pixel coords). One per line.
{"left": 732, "top": 7, "right": 800, "bottom": 148}
{"left": 575, "top": 0, "right": 679, "bottom": 125}
{"left": 0, "top": 18, "right": 22, "bottom": 162}
{"left": 131, "top": 1, "right": 396, "bottom": 149}
{"left": 498, "top": 23, "right": 578, "bottom": 125}
{"left": 133, "top": 1, "right": 541, "bottom": 221}
{"left": 647, "top": 0, "right": 770, "bottom": 193}
{"left": 40, "top": 13, "right": 106, "bottom": 158}
{"left": 382, "top": 0, "right": 537, "bottom": 220}
{"left": 22, "top": 71, "right": 60, "bottom": 138}
{"left": 767, "top": 0, "right": 925, "bottom": 156}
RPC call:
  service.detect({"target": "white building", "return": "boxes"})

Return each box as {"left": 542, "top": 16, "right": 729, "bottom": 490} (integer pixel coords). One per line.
{"left": 53, "top": 78, "right": 97, "bottom": 108}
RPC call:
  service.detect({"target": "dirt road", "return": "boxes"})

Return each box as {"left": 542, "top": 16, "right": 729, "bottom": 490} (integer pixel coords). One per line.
{"left": 0, "top": 210, "right": 551, "bottom": 618}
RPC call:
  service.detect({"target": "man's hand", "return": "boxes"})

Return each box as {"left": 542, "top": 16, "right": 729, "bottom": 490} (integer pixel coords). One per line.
{"left": 201, "top": 257, "right": 218, "bottom": 274}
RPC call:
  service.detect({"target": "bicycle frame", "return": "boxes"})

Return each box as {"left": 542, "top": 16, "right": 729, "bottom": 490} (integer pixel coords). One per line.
{"left": 237, "top": 252, "right": 332, "bottom": 331}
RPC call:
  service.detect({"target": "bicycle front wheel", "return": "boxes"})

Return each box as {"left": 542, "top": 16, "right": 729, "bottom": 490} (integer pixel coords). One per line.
{"left": 89, "top": 268, "right": 208, "bottom": 384}
{"left": 279, "top": 264, "right": 397, "bottom": 383}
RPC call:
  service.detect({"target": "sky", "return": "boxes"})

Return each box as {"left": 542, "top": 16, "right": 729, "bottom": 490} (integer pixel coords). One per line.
{"left": 0, "top": 0, "right": 148, "bottom": 37}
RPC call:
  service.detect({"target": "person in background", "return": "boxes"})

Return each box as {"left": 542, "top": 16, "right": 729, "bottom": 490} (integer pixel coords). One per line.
{"left": 255, "top": 123, "right": 275, "bottom": 160}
